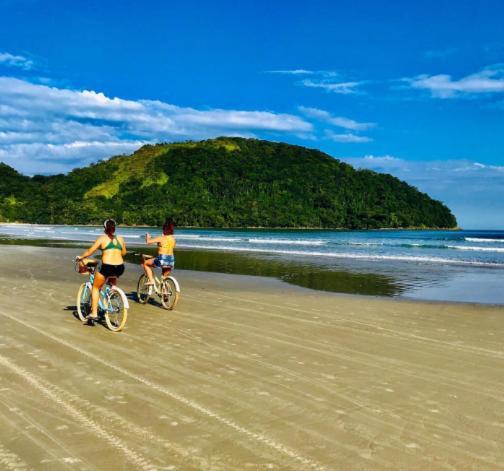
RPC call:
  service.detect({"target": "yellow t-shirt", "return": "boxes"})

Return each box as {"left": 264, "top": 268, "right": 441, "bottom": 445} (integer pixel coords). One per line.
{"left": 158, "top": 235, "right": 176, "bottom": 255}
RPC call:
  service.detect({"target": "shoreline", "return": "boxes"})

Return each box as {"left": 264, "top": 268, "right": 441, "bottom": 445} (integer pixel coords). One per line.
{"left": 0, "top": 244, "right": 503, "bottom": 468}
{"left": 1, "top": 236, "right": 504, "bottom": 306}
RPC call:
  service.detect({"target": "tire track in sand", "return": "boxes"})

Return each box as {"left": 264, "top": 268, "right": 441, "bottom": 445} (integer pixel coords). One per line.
{"left": 0, "top": 399, "right": 89, "bottom": 470}
{"left": 0, "top": 309, "right": 327, "bottom": 471}
{"left": 0, "top": 353, "right": 158, "bottom": 471}
{"left": 2, "top": 341, "right": 213, "bottom": 471}
{"left": 0, "top": 443, "right": 30, "bottom": 470}
{"left": 176, "top": 301, "right": 504, "bottom": 403}
{"left": 185, "top": 292, "right": 504, "bottom": 360}
{"left": 129, "top": 312, "right": 498, "bottom": 469}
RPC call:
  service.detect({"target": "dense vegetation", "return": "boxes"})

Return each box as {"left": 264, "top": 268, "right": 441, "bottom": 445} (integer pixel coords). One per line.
{"left": 0, "top": 137, "right": 457, "bottom": 229}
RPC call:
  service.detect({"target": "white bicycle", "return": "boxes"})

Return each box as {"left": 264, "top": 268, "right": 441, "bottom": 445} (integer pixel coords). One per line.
{"left": 136, "top": 254, "right": 181, "bottom": 310}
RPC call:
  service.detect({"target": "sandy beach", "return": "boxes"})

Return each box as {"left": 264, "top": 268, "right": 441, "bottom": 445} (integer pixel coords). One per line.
{"left": 0, "top": 244, "right": 503, "bottom": 470}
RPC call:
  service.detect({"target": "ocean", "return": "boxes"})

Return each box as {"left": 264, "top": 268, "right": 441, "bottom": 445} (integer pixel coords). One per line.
{"left": 1, "top": 224, "right": 504, "bottom": 305}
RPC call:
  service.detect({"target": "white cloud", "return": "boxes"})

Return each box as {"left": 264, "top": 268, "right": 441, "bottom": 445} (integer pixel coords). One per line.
{"left": 0, "top": 141, "right": 145, "bottom": 175}
{"left": 300, "top": 79, "right": 362, "bottom": 94}
{"left": 0, "top": 52, "right": 34, "bottom": 70}
{"left": 269, "top": 69, "right": 363, "bottom": 94}
{"left": 407, "top": 64, "right": 504, "bottom": 98}
{"left": 298, "top": 106, "right": 375, "bottom": 131}
{"left": 0, "top": 77, "right": 313, "bottom": 173}
{"left": 267, "top": 69, "right": 340, "bottom": 77}
{"left": 325, "top": 130, "right": 372, "bottom": 143}
{"left": 267, "top": 69, "right": 315, "bottom": 75}
{"left": 340, "top": 155, "right": 504, "bottom": 229}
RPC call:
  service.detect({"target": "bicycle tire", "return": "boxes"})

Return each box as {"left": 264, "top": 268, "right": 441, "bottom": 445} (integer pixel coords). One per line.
{"left": 104, "top": 289, "right": 128, "bottom": 332}
{"left": 76, "top": 283, "right": 92, "bottom": 321}
{"left": 161, "top": 277, "right": 179, "bottom": 310}
{"left": 136, "top": 274, "right": 151, "bottom": 304}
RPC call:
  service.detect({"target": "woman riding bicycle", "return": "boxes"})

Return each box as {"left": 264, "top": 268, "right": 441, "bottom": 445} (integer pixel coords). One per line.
{"left": 77, "top": 219, "right": 126, "bottom": 324}
{"left": 143, "top": 219, "right": 176, "bottom": 285}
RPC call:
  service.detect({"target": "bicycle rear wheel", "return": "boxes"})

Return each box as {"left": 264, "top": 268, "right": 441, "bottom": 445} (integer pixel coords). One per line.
{"left": 136, "top": 274, "right": 151, "bottom": 304}
{"left": 76, "top": 283, "right": 91, "bottom": 321}
{"left": 161, "top": 278, "right": 179, "bottom": 310}
{"left": 104, "top": 290, "right": 128, "bottom": 332}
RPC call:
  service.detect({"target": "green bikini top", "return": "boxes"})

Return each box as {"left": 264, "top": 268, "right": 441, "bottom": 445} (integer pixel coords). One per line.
{"left": 104, "top": 237, "right": 123, "bottom": 251}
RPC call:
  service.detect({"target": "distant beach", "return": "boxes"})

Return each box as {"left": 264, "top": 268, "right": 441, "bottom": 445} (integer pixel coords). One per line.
{"left": 1, "top": 223, "right": 504, "bottom": 304}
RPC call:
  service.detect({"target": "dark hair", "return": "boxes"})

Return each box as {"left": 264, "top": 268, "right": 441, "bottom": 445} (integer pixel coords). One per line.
{"left": 104, "top": 219, "right": 116, "bottom": 237}
{"left": 162, "top": 219, "right": 175, "bottom": 235}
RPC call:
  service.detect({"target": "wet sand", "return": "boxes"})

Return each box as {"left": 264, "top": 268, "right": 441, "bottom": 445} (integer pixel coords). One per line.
{"left": 0, "top": 245, "right": 503, "bottom": 470}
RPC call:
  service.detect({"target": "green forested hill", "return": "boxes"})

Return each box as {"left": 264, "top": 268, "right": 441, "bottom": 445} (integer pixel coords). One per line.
{"left": 0, "top": 137, "right": 457, "bottom": 229}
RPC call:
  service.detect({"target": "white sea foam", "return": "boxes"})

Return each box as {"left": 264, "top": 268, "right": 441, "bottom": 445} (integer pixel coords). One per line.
{"left": 447, "top": 245, "right": 504, "bottom": 253}
{"left": 346, "top": 241, "right": 384, "bottom": 247}
{"left": 177, "top": 235, "right": 240, "bottom": 242}
{"left": 465, "top": 237, "right": 504, "bottom": 243}
{"left": 248, "top": 238, "right": 326, "bottom": 246}
{"left": 61, "top": 230, "right": 100, "bottom": 236}
{"left": 36, "top": 228, "right": 55, "bottom": 232}
{"left": 198, "top": 236, "right": 241, "bottom": 242}
{"left": 176, "top": 234, "right": 201, "bottom": 239}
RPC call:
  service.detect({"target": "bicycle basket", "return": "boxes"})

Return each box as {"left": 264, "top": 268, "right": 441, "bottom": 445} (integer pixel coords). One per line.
{"left": 77, "top": 258, "right": 96, "bottom": 274}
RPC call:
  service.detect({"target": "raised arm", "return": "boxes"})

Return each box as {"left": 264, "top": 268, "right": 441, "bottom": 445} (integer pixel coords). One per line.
{"left": 78, "top": 237, "right": 102, "bottom": 260}
{"left": 145, "top": 233, "right": 162, "bottom": 245}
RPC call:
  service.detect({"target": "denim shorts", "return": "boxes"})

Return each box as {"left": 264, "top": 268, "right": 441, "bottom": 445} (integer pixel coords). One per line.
{"left": 154, "top": 254, "right": 175, "bottom": 268}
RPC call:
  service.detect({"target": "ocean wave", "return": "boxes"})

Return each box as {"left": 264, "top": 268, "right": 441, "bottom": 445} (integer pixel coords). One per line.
{"left": 176, "top": 234, "right": 202, "bottom": 239}
{"left": 346, "top": 241, "right": 384, "bottom": 247}
{"left": 248, "top": 238, "right": 326, "bottom": 246}
{"left": 176, "top": 243, "right": 504, "bottom": 268}
{"left": 26, "top": 226, "right": 55, "bottom": 231}
{"left": 61, "top": 230, "right": 101, "bottom": 236}
{"left": 465, "top": 237, "right": 504, "bottom": 243}
{"left": 172, "top": 234, "right": 242, "bottom": 242}
{"left": 346, "top": 241, "right": 448, "bottom": 250}
{"left": 447, "top": 245, "right": 504, "bottom": 253}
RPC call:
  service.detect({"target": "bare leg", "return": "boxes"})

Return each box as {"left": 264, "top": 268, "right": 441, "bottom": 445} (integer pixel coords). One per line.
{"left": 162, "top": 267, "right": 172, "bottom": 278}
{"left": 91, "top": 271, "right": 105, "bottom": 318}
{"left": 143, "top": 258, "right": 156, "bottom": 284}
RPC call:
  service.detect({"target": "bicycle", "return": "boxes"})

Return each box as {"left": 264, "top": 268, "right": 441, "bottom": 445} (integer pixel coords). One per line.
{"left": 136, "top": 254, "right": 180, "bottom": 310}
{"left": 75, "top": 259, "right": 129, "bottom": 332}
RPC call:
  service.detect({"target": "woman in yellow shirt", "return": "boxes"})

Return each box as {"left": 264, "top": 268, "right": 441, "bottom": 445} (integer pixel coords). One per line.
{"left": 143, "top": 219, "right": 176, "bottom": 285}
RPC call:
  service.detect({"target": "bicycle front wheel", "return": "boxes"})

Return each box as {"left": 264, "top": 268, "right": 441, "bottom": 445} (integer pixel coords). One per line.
{"left": 104, "top": 290, "right": 128, "bottom": 332}
{"left": 76, "top": 283, "right": 91, "bottom": 321}
{"left": 161, "top": 278, "right": 179, "bottom": 310}
{"left": 136, "top": 274, "right": 151, "bottom": 304}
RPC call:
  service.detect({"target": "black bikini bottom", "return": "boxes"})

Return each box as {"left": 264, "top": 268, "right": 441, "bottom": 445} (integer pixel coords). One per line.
{"left": 99, "top": 264, "right": 125, "bottom": 278}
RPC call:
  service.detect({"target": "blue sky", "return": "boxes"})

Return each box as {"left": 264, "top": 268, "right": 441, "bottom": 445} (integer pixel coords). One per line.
{"left": 0, "top": 0, "right": 503, "bottom": 228}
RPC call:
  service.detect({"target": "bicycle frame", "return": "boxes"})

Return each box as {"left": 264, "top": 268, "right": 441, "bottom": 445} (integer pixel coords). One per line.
{"left": 148, "top": 273, "right": 180, "bottom": 296}
{"left": 86, "top": 272, "right": 130, "bottom": 312}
